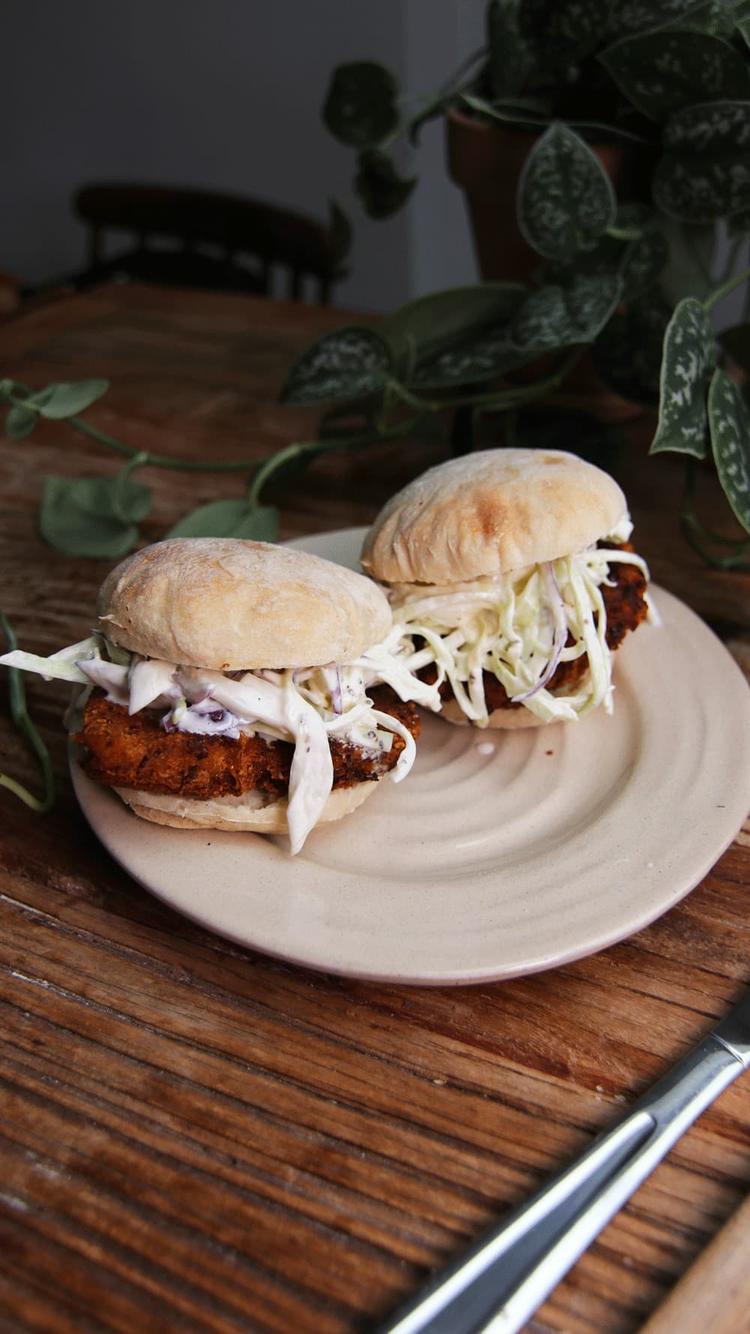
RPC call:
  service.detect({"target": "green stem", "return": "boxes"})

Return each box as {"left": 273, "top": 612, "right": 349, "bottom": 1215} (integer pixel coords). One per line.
{"left": 703, "top": 264, "right": 750, "bottom": 314}
{"left": 248, "top": 414, "right": 427, "bottom": 507}
{"left": 386, "top": 348, "right": 582, "bottom": 414}
{"left": 2, "top": 383, "right": 257, "bottom": 475}
{"left": 460, "top": 94, "right": 651, "bottom": 145}
{"left": 0, "top": 612, "right": 55, "bottom": 815}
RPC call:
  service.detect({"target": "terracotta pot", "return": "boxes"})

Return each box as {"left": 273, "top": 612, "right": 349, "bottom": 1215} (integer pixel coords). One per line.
{"left": 445, "top": 107, "right": 641, "bottom": 283}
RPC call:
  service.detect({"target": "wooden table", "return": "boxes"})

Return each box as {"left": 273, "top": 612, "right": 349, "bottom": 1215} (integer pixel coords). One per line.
{"left": 0, "top": 283, "right": 749, "bottom": 1334}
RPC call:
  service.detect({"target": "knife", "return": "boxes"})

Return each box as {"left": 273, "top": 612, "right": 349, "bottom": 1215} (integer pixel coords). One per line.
{"left": 376, "top": 988, "right": 750, "bottom": 1334}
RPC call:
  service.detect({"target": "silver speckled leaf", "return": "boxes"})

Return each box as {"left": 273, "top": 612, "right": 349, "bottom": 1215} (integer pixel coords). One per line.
{"left": 650, "top": 297, "right": 716, "bottom": 458}
{"left": 708, "top": 368, "right": 750, "bottom": 535}
{"left": 512, "top": 273, "right": 622, "bottom": 352}
{"left": 517, "top": 123, "right": 616, "bottom": 262}
{"left": 653, "top": 152, "right": 750, "bottom": 222}
{"left": 664, "top": 100, "right": 750, "bottom": 153}
{"left": 600, "top": 31, "right": 750, "bottom": 121}
{"left": 281, "top": 327, "right": 393, "bottom": 404}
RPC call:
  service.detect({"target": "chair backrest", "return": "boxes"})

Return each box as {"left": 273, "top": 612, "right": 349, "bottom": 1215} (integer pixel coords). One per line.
{"left": 74, "top": 183, "right": 342, "bottom": 303}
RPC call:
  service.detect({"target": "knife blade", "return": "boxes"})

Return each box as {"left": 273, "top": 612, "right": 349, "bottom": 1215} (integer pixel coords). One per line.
{"left": 376, "top": 988, "right": 750, "bottom": 1334}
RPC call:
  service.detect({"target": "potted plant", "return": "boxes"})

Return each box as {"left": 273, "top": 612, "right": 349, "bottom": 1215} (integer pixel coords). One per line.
{"left": 4, "top": 0, "right": 750, "bottom": 571}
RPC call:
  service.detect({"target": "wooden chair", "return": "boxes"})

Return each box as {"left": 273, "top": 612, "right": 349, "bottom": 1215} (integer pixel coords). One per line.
{"left": 71, "top": 183, "right": 342, "bottom": 304}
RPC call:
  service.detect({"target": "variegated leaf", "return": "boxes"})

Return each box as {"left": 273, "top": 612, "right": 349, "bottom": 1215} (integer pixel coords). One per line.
{"left": 650, "top": 297, "right": 716, "bottom": 458}
{"left": 707, "top": 369, "right": 750, "bottom": 534}
{"left": 412, "top": 325, "right": 522, "bottom": 389}
{"left": 653, "top": 152, "right": 750, "bottom": 222}
{"left": 280, "top": 327, "right": 393, "bottom": 405}
{"left": 382, "top": 283, "right": 526, "bottom": 382}
{"left": 517, "top": 123, "right": 616, "bottom": 262}
{"left": 600, "top": 32, "right": 750, "bottom": 121}
{"left": 664, "top": 100, "right": 750, "bottom": 153}
{"left": 512, "top": 273, "right": 622, "bottom": 352}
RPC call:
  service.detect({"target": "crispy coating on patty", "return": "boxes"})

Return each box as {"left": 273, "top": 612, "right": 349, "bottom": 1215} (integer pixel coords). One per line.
{"left": 76, "top": 685, "right": 420, "bottom": 800}
{"left": 427, "top": 542, "right": 649, "bottom": 712}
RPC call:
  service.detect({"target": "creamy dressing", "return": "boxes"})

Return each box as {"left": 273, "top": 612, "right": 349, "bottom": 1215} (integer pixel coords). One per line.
{"left": 0, "top": 632, "right": 438, "bottom": 854}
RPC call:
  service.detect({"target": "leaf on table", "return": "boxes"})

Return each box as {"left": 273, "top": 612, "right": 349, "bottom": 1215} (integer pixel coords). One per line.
{"left": 517, "top": 122, "right": 616, "bottom": 262}
{"left": 512, "top": 272, "right": 622, "bottom": 353}
{"left": 708, "top": 368, "right": 750, "bottom": 534}
{"left": 40, "top": 475, "right": 152, "bottom": 558}
{"left": 280, "top": 327, "right": 393, "bottom": 405}
{"left": 29, "top": 379, "right": 110, "bottom": 420}
{"left": 322, "top": 62, "right": 399, "bottom": 148}
{"left": 5, "top": 406, "right": 37, "bottom": 440}
{"left": 354, "top": 149, "right": 416, "bottom": 219}
{"left": 599, "top": 31, "right": 750, "bottom": 121}
{"left": 650, "top": 296, "right": 716, "bottom": 458}
{"left": 166, "top": 500, "right": 279, "bottom": 541}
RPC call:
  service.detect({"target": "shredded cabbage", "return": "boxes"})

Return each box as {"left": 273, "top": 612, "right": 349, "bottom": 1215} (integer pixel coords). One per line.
{"left": 0, "top": 628, "right": 434, "bottom": 854}
{"left": 386, "top": 534, "right": 650, "bottom": 727}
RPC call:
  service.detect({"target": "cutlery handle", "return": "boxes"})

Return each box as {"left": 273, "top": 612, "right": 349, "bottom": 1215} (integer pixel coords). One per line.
{"left": 377, "top": 1038, "right": 743, "bottom": 1334}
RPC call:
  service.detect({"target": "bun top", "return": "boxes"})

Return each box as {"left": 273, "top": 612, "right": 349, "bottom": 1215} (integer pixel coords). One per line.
{"left": 361, "top": 448, "right": 628, "bottom": 584}
{"left": 98, "top": 538, "right": 391, "bottom": 669}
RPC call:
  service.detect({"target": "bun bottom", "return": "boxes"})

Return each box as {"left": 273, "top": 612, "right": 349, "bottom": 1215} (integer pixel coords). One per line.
{"left": 113, "top": 781, "right": 377, "bottom": 834}
{"left": 439, "top": 698, "right": 549, "bottom": 729}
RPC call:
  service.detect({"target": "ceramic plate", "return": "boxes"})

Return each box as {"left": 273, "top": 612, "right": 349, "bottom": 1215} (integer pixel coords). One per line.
{"left": 71, "top": 527, "right": 750, "bottom": 985}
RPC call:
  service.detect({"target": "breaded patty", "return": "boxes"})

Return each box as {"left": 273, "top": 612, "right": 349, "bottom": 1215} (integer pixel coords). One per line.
{"left": 76, "top": 685, "right": 420, "bottom": 800}
{"left": 427, "top": 543, "right": 649, "bottom": 712}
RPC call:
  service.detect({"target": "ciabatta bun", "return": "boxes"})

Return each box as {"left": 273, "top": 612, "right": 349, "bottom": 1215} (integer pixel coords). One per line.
{"left": 361, "top": 448, "right": 627, "bottom": 585}
{"left": 98, "top": 538, "right": 391, "bottom": 670}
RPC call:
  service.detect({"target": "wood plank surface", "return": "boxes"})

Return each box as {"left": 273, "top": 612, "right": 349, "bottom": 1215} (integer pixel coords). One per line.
{"left": 0, "top": 284, "right": 749, "bottom": 1333}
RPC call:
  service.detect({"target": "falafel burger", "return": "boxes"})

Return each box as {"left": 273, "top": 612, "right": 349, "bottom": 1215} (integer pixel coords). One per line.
{"left": 361, "top": 448, "right": 652, "bottom": 729}
{"left": 0, "top": 538, "right": 439, "bottom": 853}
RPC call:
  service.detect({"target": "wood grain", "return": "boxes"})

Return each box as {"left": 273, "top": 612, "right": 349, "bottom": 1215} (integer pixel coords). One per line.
{"left": 0, "top": 285, "right": 749, "bottom": 1334}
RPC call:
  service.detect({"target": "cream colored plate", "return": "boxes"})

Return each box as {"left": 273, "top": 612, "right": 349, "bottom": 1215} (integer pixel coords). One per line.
{"left": 71, "top": 527, "right": 750, "bottom": 985}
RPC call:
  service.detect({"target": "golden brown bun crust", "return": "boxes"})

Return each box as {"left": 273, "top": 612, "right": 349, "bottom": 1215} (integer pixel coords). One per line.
{"left": 98, "top": 538, "right": 391, "bottom": 669}
{"left": 361, "top": 448, "right": 627, "bottom": 584}
{"left": 113, "top": 780, "right": 376, "bottom": 833}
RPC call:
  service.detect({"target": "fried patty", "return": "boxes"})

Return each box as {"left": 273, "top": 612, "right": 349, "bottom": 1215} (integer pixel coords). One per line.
{"left": 76, "top": 685, "right": 420, "bottom": 800}
{"left": 426, "top": 542, "right": 649, "bottom": 712}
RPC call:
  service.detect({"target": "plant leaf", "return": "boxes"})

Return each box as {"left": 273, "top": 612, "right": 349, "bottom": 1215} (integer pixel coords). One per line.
{"left": 29, "top": 379, "right": 109, "bottom": 420}
{"left": 707, "top": 368, "right": 750, "bottom": 534}
{"left": 354, "top": 149, "right": 416, "bottom": 219}
{"left": 381, "top": 283, "right": 526, "bottom": 379}
{"left": 620, "top": 224, "right": 669, "bottom": 299}
{"left": 412, "top": 325, "right": 524, "bottom": 389}
{"left": 512, "top": 272, "right": 622, "bottom": 352}
{"left": 280, "top": 327, "right": 393, "bottom": 405}
{"left": 663, "top": 99, "right": 750, "bottom": 153}
{"left": 599, "top": 31, "right": 750, "bottom": 121}
{"left": 653, "top": 152, "right": 750, "bottom": 221}
{"left": 518, "top": 0, "right": 602, "bottom": 74}
{"left": 166, "top": 500, "right": 279, "bottom": 541}
{"left": 592, "top": 292, "right": 672, "bottom": 403}
{"left": 322, "top": 62, "right": 399, "bottom": 148}
{"left": 39, "top": 474, "right": 151, "bottom": 557}
{"left": 517, "top": 122, "right": 616, "bottom": 262}
{"left": 487, "top": 0, "right": 535, "bottom": 99}
{"left": 5, "top": 406, "right": 37, "bottom": 440}
{"left": 650, "top": 297, "right": 716, "bottom": 458}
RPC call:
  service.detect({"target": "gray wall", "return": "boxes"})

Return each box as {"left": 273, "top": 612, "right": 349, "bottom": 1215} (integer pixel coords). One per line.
{"left": 3, "top": 0, "right": 482, "bottom": 312}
